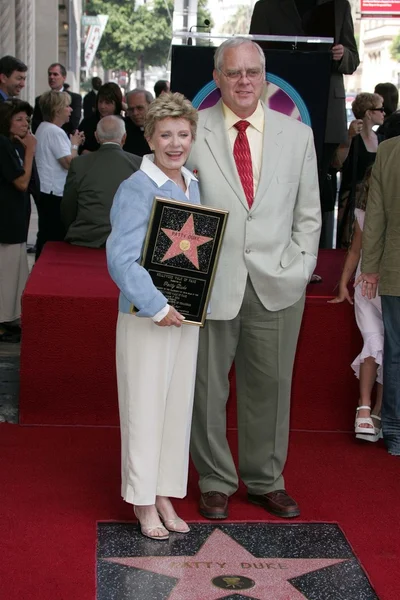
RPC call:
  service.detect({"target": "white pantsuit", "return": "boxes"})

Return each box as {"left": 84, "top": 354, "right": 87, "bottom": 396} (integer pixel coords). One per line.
{"left": 116, "top": 312, "right": 199, "bottom": 506}
{"left": 107, "top": 157, "right": 202, "bottom": 507}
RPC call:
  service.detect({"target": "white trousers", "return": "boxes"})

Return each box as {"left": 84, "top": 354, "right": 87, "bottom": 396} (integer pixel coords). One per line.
{"left": 116, "top": 312, "right": 199, "bottom": 505}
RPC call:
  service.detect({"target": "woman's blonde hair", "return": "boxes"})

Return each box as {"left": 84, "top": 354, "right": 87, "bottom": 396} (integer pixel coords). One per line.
{"left": 144, "top": 92, "right": 198, "bottom": 141}
{"left": 39, "top": 90, "right": 71, "bottom": 122}
{"left": 352, "top": 92, "right": 382, "bottom": 119}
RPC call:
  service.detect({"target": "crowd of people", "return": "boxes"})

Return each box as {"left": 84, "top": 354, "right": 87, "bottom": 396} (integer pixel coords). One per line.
{"left": 0, "top": 56, "right": 168, "bottom": 346}
{"left": 1, "top": 8, "right": 399, "bottom": 542}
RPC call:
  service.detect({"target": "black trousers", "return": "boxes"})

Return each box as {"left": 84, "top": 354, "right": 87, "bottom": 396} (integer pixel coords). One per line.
{"left": 35, "top": 192, "right": 65, "bottom": 260}
{"left": 319, "top": 143, "right": 339, "bottom": 249}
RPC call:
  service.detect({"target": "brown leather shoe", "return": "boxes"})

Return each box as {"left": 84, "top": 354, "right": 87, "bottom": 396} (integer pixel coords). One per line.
{"left": 199, "top": 491, "right": 228, "bottom": 519}
{"left": 247, "top": 490, "right": 300, "bottom": 518}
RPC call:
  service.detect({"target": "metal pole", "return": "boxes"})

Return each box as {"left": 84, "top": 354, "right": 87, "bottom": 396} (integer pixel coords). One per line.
{"left": 183, "top": 0, "right": 189, "bottom": 31}
{"left": 81, "top": 0, "right": 86, "bottom": 82}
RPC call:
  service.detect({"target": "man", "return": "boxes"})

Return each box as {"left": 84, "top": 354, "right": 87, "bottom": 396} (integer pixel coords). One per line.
{"left": 32, "top": 63, "right": 82, "bottom": 134}
{"left": 83, "top": 76, "right": 102, "bottom": 119}
{"left": 123, "top": 88, "right": 152, "bottom": 156}
{"left": 154, "top": 79, "right": 170, "bottom": 98}
{"left": 356, "top": 138, "right": 400, "bottom": 457}
{"left": 0, "top": 56, "right": 27, "bottom": 101}
{"left": 374, "top": 82, "right": 399, "bottom": 140}
{"left": 188, "top": 38, "right": 321, "bottom": 520}
{"left": 249, "top": 0, "right": 359, "bottom": 248}
{"left": 61, "top": 115, "right": 141, "bottom": 248}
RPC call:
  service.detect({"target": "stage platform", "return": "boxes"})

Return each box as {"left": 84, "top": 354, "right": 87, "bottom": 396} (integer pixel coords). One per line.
{"left": 20, "top": 243, "right": 361, "bottom": 431}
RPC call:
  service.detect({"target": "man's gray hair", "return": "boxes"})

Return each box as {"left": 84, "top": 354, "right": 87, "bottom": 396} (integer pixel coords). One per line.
{"left": 214, "top": 37, "right": 266, "bottom": 72}
{"left": 126, "top": 88, "right": 154, "bottom": 105}
{"left": 96, "top": 115, "right": 126, "bottom": 143}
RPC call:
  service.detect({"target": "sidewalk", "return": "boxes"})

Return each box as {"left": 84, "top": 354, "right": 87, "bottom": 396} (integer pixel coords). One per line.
{"left": 0, "top": 199, "right": 38, "bottom": 422}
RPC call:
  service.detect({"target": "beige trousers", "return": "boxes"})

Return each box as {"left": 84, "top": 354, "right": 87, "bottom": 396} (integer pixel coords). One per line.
{"left": 191, "top": 278, "right": 305, "bottom": 496}
{"left": 0, "top": 243, "right": 29, "bottom": 323}
{"left": 116, "top": 312, "right": 199, "bottom": 505}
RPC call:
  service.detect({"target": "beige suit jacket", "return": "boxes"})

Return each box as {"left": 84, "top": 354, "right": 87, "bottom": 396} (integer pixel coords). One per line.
{"left": 361, "top": 137, "right": 400, "bottom": 296}
{"left": 187, "top": 101, "right": 321, "bottom": 319}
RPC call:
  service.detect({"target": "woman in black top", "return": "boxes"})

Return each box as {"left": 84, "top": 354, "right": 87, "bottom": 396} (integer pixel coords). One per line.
{"left": 333, "top": 92, "right": 385, "bottom": 248}
{"left": 78, "top": 82, "right": 123, "bottom": 154}
{"left": 0, "top": 99, "right": 38, "bottom": 342}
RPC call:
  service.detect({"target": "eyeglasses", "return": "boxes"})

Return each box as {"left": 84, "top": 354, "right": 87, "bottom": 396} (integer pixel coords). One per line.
{"left": 218, "top": 68, "right": 264, "bottom": 81}
{"left": 370, "top": 107, "right": 385, "bottom": 112}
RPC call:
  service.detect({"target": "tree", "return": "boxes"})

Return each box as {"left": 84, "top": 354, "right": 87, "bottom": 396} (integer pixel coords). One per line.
{"left": 85, "top": 0, "right": 174, "bottom": 80}
{"left": 220, "top": 4, "right": 252, "bottom": 35}
{"left": 197, "top": 0, "right": 214, "bottom": 32}
{"left": 391, "top": 33, "right": 400, "bottom": 62}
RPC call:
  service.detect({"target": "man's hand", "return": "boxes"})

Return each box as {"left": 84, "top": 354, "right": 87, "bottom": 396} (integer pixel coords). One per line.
{"left": 354, "top": 273, "right": 379, "bottom": 299}
{"left": 155, "top": 306, "right": 185, "bottom": 327}
{"left": 332, "top": 44, "right": 344, "bottom": 61}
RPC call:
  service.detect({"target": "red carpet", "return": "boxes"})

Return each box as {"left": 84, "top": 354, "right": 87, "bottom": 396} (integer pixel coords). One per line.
{"left": 12, "top": 245, "right": 396, "bottom": 598}
{"left": 20, "top": 244, "right": 361, "bottom": 431}
{"left": 0, "top": 424, "right": 399, "bottom": 599}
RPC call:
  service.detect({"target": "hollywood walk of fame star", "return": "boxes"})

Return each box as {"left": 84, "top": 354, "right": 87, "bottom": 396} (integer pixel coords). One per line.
{"left": 103, "top": 528, "right": 346, "bottom": 600}
{"left": 161, "top": 214, "right": 213, "bottom": 269}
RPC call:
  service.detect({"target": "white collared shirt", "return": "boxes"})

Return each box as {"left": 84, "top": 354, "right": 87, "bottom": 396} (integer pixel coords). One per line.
{"left": 140, "top": 154, "right": 198, "bottom": 322}
{"left": 140, "top": 154, "right": 197, "bottom": 200}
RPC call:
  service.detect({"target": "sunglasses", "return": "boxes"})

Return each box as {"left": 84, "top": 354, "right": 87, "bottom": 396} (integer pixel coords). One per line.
{"left": 370, "top": 107, "right": 385, "bottom": 112}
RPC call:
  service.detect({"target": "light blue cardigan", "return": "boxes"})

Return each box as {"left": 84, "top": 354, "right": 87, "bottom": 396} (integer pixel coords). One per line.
{"left": 107, "top": 167, "right": 201, "bottom": 317}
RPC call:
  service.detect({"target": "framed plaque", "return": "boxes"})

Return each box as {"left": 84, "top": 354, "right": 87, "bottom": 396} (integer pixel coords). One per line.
{"left": 131, "top": 197, "right": 228, "bottom": 326}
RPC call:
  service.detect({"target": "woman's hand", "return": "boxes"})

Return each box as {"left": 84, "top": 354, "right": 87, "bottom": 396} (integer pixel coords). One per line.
{"left": 15, "top": 131, "right": 36, "bottom": 153}
{"left": 155, "top": 306, "right": 185, "bottom": 327}
{"left": 348, "top": 119, "right": 363, "bottom": 139}
{"left": 327, "top": 285, "right": 353, "bottom": 305}
{"left": 70, "top": 130, "right": 85, "bottom": 146}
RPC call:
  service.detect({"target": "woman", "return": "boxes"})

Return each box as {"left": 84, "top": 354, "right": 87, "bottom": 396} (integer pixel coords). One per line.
{"left": 329, "top": 168, "right": 383, "bottom": 442}
{"left": 107, "top": 92, "right": 199, "bottom": 541}
{"left": 334, "top": 92, "right": 385, "bottom": 249}
{"left": 34, "top": 90, "right": 84, "bottom": 259}
{"left": 0, "top": 99, "right": 37, "bottom": 342}
{"left": 78, "top": 82, "right": 123, "bottom": 154}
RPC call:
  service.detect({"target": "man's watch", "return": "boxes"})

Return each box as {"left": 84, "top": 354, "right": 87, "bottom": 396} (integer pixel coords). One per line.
{"left": 71, "top": 144, "right": 79, "bottom": 150}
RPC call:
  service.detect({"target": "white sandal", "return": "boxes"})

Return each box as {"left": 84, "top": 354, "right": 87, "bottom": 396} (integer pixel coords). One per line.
{"left": 354, "top": 406, "right": 375, "bottom": 435}
{"left": 157, "top": 510, "right": 190, "bottom": 534}
{"left": 356, "top": 413, "right": 383, "bottom": 442}
{"left": 134, "top": 507, "right": 169, "bottom": 541}
{"left": 159, "top": 515, "right": 190, "bottom": 534}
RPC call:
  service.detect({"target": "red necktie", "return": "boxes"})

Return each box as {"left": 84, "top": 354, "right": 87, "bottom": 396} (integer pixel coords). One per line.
{"left": 233, "top": 120, "right": 254, "bottom": 208}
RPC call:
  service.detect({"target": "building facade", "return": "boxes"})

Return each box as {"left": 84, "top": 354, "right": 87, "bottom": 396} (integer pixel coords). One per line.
{"left": 0, "top": 0, "right": 81, "bottom": 105}
{"left": 360, "top": 18, "right": 400, "bottom": 92}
